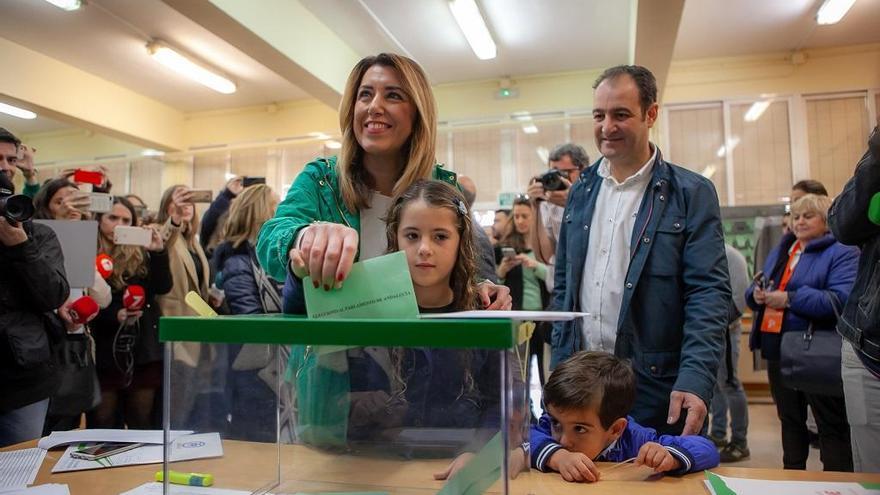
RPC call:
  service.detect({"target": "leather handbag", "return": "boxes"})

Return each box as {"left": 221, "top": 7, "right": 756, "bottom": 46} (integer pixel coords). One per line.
{"left": 48, "top": 331, "right": 101, "bottom": 416}
{"left": 779, "top": 291, "right": 844, "bottom": 397}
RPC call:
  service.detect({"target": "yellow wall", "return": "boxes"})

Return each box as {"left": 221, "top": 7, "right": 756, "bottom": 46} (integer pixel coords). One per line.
{"left": 22, "top": 129, "right": 147, "bottom": 164}
{"left": 19, "top": 42, "right": 880, "bottom": 162}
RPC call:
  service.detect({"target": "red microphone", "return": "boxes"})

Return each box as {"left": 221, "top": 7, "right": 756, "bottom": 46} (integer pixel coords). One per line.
{"left": 69, "top": 296, "right": 99, "bottom": 325}
{"left": 123, "top": 285, "right": 146, "bottom": 311}
{"left": 96, "top": 254, "right": 114, "bottom": 279}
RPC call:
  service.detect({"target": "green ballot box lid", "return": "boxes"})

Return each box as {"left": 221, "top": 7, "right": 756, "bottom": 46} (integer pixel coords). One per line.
{"left": 160, "top": 315, "right": 516, "bottom": 349}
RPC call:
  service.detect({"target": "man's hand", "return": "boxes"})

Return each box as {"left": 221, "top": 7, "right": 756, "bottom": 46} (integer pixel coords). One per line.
{"left": 547, "top": 449, "right": 600, "bottom": 482}
{"left": 15, "top": 145, "right": 38, "bottom": 185}
{"left": 527, "top": 180, "right": 546, "bottom": 202}
{"left": 546, "top": 177, "right": 572, "bottom": 207}
{"left": 667, "top": 390, "right": 707, "bottom": 435}
{"left": 0, "top": 217, "right": 27, "bottom": 247}
{"left": 477, "top": 280, "right": 512, "bottom": 310}
{"left": 635, "top": 442, "right": 681, "bottom": 473}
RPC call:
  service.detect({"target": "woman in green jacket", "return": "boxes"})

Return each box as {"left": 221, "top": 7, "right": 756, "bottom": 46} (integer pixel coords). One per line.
{"left": 257, "top": 52, "right": 510, "bottom": 310}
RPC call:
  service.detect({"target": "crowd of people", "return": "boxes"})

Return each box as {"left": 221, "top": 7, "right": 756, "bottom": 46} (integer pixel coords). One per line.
{"left": 1, "top": 53, "right": 879, "bottom": 481}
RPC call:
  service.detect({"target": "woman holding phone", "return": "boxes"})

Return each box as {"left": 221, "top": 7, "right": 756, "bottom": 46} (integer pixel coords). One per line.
{"left": 256, "top": 52, "right": 510, "bottom": 312}
{"left": 89, "top": 197, "right": 171, "bottom": 428}
{"left": 32, "top": 178, "right": 90, "bottom": 221}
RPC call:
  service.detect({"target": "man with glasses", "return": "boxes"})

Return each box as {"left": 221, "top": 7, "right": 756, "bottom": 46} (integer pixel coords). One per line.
{"left": 527, "top": 143, "right": 590, "bottom": 266}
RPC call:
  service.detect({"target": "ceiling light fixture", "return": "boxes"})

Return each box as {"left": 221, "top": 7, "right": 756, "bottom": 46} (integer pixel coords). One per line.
{"left": 0, "top": 102, "right": 37, "bottom": 120}
{"left": 448, "top": 0, "right": 497, "bottom": 60}
{"left": 325, "top": 140, "right": 342, "bottom": 150}
{"left": 42, "top": 0, "right": 82, "bottom": 11}
{"left": 744, "top": 101, "right": 771, "bottom": 122}
{"left": 147, "top": 41, "right": 236, "bottom": 94}
{"left": 816, "top": 0, "right": 857, "bottom": 25}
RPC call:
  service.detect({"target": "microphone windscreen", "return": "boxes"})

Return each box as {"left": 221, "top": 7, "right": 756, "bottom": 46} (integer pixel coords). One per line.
{"left": 69, "top": 296, "right": 99, "bottom": 325}
{"left": 96, "top": 254, "right": 114, "bottom": 279}
{"left": 123, "top": 285, "right": 146, "bottom": 311}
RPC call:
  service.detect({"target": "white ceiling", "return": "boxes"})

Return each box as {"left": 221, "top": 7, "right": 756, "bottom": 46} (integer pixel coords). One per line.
{"left": 674, "top": 0, "right": 880, "bottom": 60}
{"left": 301, "top": 0, "right": 633, "bottom": 84}
{"left": 0, "top": 0, "right": 309, "bottom": 113}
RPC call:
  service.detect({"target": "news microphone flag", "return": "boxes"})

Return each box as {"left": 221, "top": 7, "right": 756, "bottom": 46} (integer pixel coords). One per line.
{"left": 123, "top": 285, "right": 146, "bottom": 311}
{"left": 69, "top": 296, "right": 99, "bottom": 325}
{"left": 96, "top": 254, "right": 114, "bottom": 279}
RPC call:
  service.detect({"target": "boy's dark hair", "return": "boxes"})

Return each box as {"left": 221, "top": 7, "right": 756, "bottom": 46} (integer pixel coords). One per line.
{"left": 0, "top": 127, "right": 21, "bottom": 148}
{"left": 543, "top": 351, "right": 636, "bottom": 429}
{"left": 593, "top": 65, "right": 657, "bottom": 116}
{"left": 792, "top": 179, "right": 828, "bottom": 197}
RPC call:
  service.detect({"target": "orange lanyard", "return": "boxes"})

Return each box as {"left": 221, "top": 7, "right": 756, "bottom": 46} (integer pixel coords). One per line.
{"left": 777, "top": 241, "right": 802, "bottom": 291}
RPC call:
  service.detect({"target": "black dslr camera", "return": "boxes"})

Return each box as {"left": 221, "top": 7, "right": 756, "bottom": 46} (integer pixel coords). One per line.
{"left": 535, "top": 169, "right": 568, "bottom": 191}
{"left": 0, "top": 174, "right": 35, "bottom": 225}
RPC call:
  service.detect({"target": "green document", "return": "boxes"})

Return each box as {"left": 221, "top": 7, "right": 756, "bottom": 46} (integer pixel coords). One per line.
{"left": 304, "top": 251, "right": 419, "bottom": 319}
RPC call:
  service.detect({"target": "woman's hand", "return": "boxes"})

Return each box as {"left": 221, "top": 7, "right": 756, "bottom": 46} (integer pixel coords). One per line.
{"left": 288, "top": 223, "right": 359, "bottom": 290}
{"left": 496, "top": 256, "right": 521, "bottom": 279}
{"left": 117, "top": 308, "right": 143, "bottom": 324}
{"left": 146, "top": 225, "right": 164, "bottom": 252}
{"left": 752, "top": 287, "right": 767, "bottom": 305}
{"left": 57, "top": 301, "right": 92, "bottom": 332}
{"left": 764, "top": 290, "right": 789, "bottom": 310}
{"left": 516, "top": 254, "right": 538, "bottom": 269}
{"left": 61, "top": 191, "right": 90, "bottom": 218}
{"left": 477, "top": 280, "right": 512, "bottom": 310}
{"left": 170, "top": 187, "right": 192, "bottom": 225}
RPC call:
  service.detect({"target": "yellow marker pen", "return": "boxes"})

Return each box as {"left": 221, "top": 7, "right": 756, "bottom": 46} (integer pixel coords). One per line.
{"left": 155, "top": 470, "right": 214, "bottom": 487}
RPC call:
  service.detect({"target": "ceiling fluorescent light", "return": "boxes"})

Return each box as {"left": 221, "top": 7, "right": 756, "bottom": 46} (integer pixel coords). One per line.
{"left": 744, "top": 101, "right": 771, "bottom": 122}
{"left": 448, "top": 0, "right": 496, "bottom": 60}
{"left": 0, "top": 103, "right": 37, "bottom": 120}
{"left": 43, "top": 0, "right": 82, "bottom": 11}
{"left": 816, "top": 0, "right": 857, "bottom": 25}
{"left": 522, "top": 124, "right": 539, "bottom": 134}
{"left": 147, "top": 41, "right": 236, "bottom": 94}
{"left": 325, "top": 140, "right": 342, "bottom": 150}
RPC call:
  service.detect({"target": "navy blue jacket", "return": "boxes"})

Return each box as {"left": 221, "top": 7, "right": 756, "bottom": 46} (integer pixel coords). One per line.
{"left": 213, "top": 241, "right": 282, "bottom": 315}
{"left": 746, "top": 232, "right": 859, "bottom": 361}
{"left": 829, "top": 126, "right": 880, "bottom": 373}
{"left": 550, "top": 149, "right": 730, "bottom": 433}
{"left": 530, "top": 413, "right": 719, "bottom": 475}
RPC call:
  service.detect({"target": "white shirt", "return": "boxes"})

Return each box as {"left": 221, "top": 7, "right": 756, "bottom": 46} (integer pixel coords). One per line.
{"left": 358, "top": 192, "right": 393, "bottom": 261}
{"left": 579, "top": 147, "right": 657, "bottom": 351}
{"left": 540, "top": 201, "right": 565, "bottom": 248}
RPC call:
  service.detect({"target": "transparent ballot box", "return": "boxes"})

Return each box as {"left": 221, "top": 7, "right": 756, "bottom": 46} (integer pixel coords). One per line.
{"left": 159, "top": 315, "right": 533, "bottom": 494}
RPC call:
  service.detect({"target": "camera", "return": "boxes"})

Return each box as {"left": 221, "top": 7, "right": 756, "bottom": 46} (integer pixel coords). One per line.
{"left": 0, "top": 174, "right": 35, "bottom": 224}
{"left": 534, "top": 169, "right": 568, "bottom": 191}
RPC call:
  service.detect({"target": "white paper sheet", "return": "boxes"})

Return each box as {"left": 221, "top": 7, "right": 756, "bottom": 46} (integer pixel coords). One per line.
{"left": 119, "top": 483, "right": 253, "bottom": 495}
{"left": 419, "top": 310, "right": 589, "bottom": 321}
{"left": 703, "top": 474, "right": 879, "bottom": 495}
{"left": 0, "top": 448, "right": 46, "bottom": 489}
{"left": 0, "top": 484, "right": 69, "bottom": 495}
{"left": 38, "top": 430, "right": 193, "bottom": 450}
{"left": 50, "top": 433, "right": 222, "bottom": 473}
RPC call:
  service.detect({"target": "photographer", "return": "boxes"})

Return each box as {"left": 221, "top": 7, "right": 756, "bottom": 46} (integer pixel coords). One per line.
{"left": 829, "top": 125, "right": 880, "bottom": 472}
{"left": 0, "top": 127, "right": 70, "bottom": 446}
{"left": 526, "top": 143, "right": 590, "bottom": 266}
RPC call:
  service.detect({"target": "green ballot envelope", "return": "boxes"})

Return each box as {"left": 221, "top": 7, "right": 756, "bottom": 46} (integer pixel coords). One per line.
{"left": 304, "top": 252, "right": 419, "bottom": 320}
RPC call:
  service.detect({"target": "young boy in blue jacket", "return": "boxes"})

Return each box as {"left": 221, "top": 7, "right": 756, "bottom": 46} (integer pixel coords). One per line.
{"left": 531, "top": 351, "right": 719, "bottom": 482}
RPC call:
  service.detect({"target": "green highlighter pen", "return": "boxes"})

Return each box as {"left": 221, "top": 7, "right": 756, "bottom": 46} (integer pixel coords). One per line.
{"left": 155, "top": 470, "right": 214, "bottom": 486}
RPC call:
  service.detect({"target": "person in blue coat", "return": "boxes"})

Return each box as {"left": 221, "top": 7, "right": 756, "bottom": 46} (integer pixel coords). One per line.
{"left": 531, "top": 351, "right": 718, "bottom": 482}
{"left": 746, "top": 193, "right": 859, "bottom": 472}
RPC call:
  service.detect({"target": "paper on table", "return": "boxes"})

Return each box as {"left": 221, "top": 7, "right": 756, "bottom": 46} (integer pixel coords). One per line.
{"left": 38, "top": 429, "right": 193, "bottom": 450}
{"left": 0, "top": 484, "right": 69, "bottom": 495}
{"left": 436, "top": 432, "right": 502, "bottom": 495}
{"left": 420, "top": 310, "right": 590, "bottom": 321}
{"left": 305, "top": 252, "right": 418, "bottom": 319}
{"left": 0, "top": 448, "right": 46, "bottom": 489}
{"left": 51, "top": 433, "right": 222, "bottom": 473}
{"left": 120, "top": 482, "right": 252, "bottom": 495}
{"left": 703, "top": 471, "right": 879, "bottom": 495}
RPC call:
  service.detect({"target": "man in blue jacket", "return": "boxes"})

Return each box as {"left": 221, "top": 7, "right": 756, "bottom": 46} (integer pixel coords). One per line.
{"left": 531, "top": 352, "right": 718, "bottom": 482}
{"left": 550, "top": 65, "right": 730, "bottom": 435}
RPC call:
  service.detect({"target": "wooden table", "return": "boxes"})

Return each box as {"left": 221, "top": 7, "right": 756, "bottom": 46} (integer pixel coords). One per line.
{"left": 7, "top": 439, "right": 880, "bottom": 494}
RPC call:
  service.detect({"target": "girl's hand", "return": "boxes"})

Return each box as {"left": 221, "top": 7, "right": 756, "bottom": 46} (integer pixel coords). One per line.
{"left": 433, "top": 452, "right": 475, "bottom": 480}
{"left": 635, "top": 442, "right": 680, "bottom": 473}
{"left": 764, "top": 290, "right": 789, "bottom": 310}
{"left": 170, "top": 187, "right": 193, "bottom": 225}
{"left": 117, "top": 308, "right": 143, "bottom": 324}
{"left": 496, "top": 256, "right": 521, "bottom": 279}
{"left": 516, "top": 254, "right": 538, "bottom": 269}
{"left": 289, "top": 223, "right": 359, "bottom": 290}
{"left": 478, "top": 280, "right": 512, "bottom": 310}
{"left": 146, "top": 225, "right": 164, "bottom": 252}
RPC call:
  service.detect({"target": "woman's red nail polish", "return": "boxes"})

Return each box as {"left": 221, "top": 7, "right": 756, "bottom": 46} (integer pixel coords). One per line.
{"left": 313, "top": 281, "right": 319, "bottom": 289}
{"left": 337, "top": 273, "right": 344, "bottom": 282}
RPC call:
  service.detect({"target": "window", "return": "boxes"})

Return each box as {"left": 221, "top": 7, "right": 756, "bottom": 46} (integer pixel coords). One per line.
{"left": 806, "top": 95, "right": 869, "bottom": 197}
{"left": 729, "top": 100, "right": 793, "bottom": 205}
{"left": 665, "top": 104, "right": 727, "bottom": 205}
